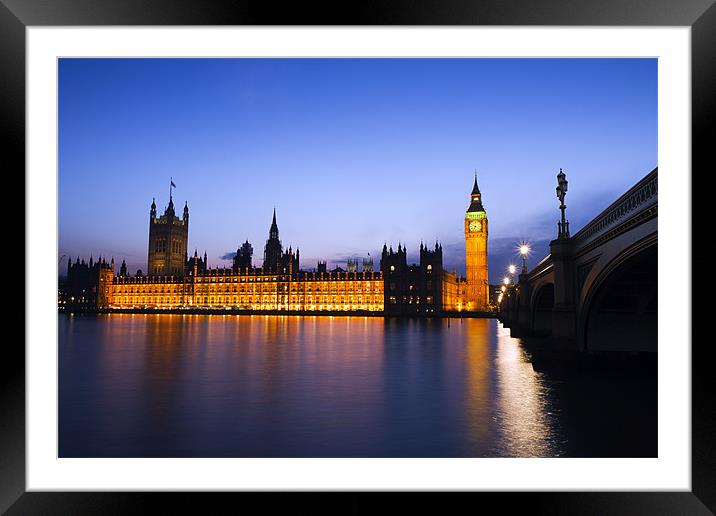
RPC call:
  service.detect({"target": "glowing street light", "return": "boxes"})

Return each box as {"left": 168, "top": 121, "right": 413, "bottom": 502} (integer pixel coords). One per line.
{"left": 519, "top": 242, "right": 530, "bottom": 273}
{"left": 503, "top": 276, "right": 511, "bottom": 286}
{"left": 508, "top": 264, "right": 516, "bottom": 275}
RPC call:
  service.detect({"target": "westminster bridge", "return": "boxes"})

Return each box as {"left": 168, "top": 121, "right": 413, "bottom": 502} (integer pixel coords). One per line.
{"left": 499, "top": 167, "right": 657, "bottom": 353}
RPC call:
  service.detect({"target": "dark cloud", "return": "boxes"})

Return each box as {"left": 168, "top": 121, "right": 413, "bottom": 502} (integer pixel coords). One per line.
{"left": 330, "top": 250, "right": 376, "bottom": 261}
{"left": 220, "top": 251, "right": 236, "bottom": 261}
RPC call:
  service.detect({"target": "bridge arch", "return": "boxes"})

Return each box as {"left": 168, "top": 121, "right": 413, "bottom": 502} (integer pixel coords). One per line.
{"left": 531, "top": 283, "right": 555, "bottom": 336}
{"left": 579, "top": 238, "right": 657, "bottom": 352}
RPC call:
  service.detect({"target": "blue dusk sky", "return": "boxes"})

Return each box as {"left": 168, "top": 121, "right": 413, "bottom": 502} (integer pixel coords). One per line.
{"left": 59, "top": 58, "right": 657, "bottom": 280}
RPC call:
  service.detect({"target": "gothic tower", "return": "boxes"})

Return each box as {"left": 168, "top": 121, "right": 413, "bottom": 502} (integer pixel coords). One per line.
{"left": 147, "top": 188, "right": 189, "bottom": 277}
{"left": 464, "top": 172, "right": 489, "bottom": 311}
{"left": 263, "top": 208, "right": 282, "bottom": 272}
{"left": 233, "top": 240, "right": 254, "bottom": 272}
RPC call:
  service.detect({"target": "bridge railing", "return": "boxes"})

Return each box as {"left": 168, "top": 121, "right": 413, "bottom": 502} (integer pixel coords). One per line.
{"left": 572, "top": 167, "right": 658, "bottom": 246}
{"left": 528, "top": 254, "right": 553, "bottom": 280}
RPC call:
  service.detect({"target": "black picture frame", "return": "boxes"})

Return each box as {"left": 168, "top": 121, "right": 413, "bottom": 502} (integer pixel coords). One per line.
{"left": 4, "top": 0, "right": 712, "bottom": 513}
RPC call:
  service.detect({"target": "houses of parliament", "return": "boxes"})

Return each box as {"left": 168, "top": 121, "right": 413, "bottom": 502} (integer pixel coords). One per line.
{"left": 63, "top": 177, "right": 491, "bottom": 315}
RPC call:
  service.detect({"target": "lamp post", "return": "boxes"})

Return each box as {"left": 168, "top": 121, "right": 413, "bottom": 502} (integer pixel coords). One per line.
{"left": 556, "top": 168, "right": 570, "bottom": 238}
{"left": 519, "top": 243, "right": 530, "bottom": 274}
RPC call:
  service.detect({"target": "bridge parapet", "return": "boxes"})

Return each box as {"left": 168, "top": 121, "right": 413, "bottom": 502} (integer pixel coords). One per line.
{"left": 528, "top": 255, "right": 552, "bottom": 281}
{"left": 573, "top": 167, "right": 657, "bottom": 247}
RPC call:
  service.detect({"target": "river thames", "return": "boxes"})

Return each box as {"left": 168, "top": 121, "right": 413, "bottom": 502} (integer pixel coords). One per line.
{"left": 58, "top": 314, "right": 656, "bottom": 458}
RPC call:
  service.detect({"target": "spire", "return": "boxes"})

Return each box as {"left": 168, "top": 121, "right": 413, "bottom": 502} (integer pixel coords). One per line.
{"left": 472, "top": 170, "right": 481, "bottom": 196}
{"left": 269, "top": 208, "right": 279, "bottom": 239}
{"left": 467, "top": 170, "right": 486, "bottom": 213}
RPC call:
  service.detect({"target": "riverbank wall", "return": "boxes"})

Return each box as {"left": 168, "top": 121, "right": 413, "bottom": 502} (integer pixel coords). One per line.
{"left": 59, "top": 307, "right": 497, "bottom": 318}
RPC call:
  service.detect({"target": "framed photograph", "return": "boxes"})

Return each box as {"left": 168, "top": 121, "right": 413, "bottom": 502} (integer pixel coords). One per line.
{"left": 6, "top": 0, "right": 712, "bottom": 512}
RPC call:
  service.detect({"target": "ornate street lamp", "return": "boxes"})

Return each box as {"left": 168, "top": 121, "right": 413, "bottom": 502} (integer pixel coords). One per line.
{"left": 556, "top": 168, "right": 570, "bottom": 238}
{"left": 519, "top": 243, "right": 530, "bottom": 274}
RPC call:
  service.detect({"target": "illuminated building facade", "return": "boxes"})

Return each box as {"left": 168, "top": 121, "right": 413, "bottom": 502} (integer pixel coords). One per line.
{"left": 108, "top": 268, "right": 384, "bottom": 311}
{"left": 464, "top": 174, "right": 489, "bottom": 311}
{"left": 64, "top": 177, "right": 492, "bottom": 314}
{"left": 100, "top": 208, "right": 383, "bottom": 312}
{"left": 441, "top": 269, "right": 467, "bottom": 312}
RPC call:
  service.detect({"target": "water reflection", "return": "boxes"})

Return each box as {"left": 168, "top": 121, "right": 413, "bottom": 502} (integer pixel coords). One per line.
{"left": 462, "top": 318, "right": 497, "bottom": 455}
{"left": 59, "top": 314, "right": 563, "bottom": 457}
{"left": 494, "top": 324, "right": 560, "bottom": 457}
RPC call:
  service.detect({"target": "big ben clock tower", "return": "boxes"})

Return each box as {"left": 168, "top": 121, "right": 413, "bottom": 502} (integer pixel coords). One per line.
{"left": 465, "top": 172, "right": 489, "bottom": 311}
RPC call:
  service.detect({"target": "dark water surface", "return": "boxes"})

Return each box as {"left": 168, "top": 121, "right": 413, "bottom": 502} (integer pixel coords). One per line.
{"left": 58, "top": 314, "right": 656, "bottom": 457}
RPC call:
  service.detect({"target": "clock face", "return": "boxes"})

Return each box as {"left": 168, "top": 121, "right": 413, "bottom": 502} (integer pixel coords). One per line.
{"left": 469, "top": 221, "right": 482, "bottom": 232}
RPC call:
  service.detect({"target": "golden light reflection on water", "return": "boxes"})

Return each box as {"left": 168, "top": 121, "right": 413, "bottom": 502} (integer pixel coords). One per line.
{"left": 460, "top": 318, "right": 560, "bottom": 457}
{"left": 461, "top": 319, "right": 494, "bottom": 452}
{"left": 62, "top": 314, "right": 561, "bottom": 457}
{"left": 494, "top": 323, "right": 559, "bottom": 457}
{"left": 92, "top": 314, "right": 389, "bottom": 452}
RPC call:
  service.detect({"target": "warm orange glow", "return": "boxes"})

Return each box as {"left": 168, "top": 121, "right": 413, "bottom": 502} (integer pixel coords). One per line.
{"left": 109, "top": 271, "right": 385, "bottom": 312}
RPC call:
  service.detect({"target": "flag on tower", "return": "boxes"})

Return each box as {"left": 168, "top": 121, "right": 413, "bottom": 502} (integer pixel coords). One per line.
{"left": 170, "top": 179, "right": 176, "bottom": 188}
